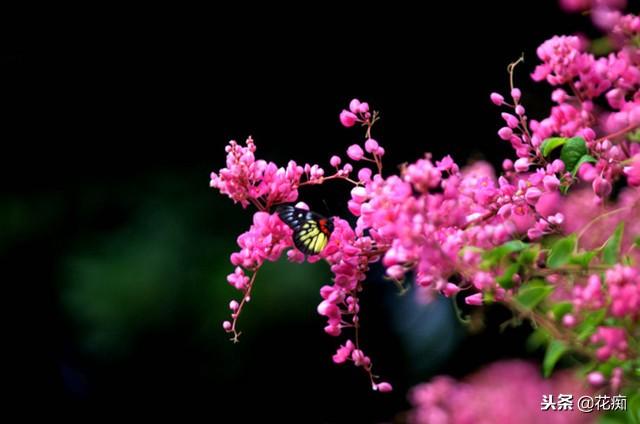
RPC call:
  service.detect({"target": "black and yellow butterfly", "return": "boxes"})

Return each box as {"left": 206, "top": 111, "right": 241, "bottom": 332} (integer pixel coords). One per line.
{"left": 276, "top": 204, "right": 334, "bottom": 255}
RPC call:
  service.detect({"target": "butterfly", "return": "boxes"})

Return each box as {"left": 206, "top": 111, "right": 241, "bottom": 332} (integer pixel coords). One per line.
{"left": 276, "top": 204, "right": 334, "bottom": 255}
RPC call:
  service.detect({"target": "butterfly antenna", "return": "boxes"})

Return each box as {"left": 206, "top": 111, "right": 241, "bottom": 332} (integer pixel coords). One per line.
{"left": 322, "top": 199, "right": 331, "bottom": 216}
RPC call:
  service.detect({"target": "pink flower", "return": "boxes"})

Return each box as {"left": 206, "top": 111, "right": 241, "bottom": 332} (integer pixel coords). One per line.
{"left": 332, "top": 340, "right": 355, "bottom": 364}
{"left": 531, "top": 35, "right": 588, "bottom": 85}
{"left": 465, "top": 293, "right": 483, "bottom": 306}
{"left": 573, "top": 274, "right": 604, "bottom": 311}
{"left": 351, "top": 349, "right": 371, "bottom": 367}
{"left": 498, "top": 127, "right": 513, "bottom": 140}
{"left": 347, "top": 144, "right": 365, "bottom": 161}
{"left": 578, "top": 163, "right": 598, "bottom": 182}
{"left": 442, "top": 283, "right": 461, "bottom": 297}
{"left": 525, "top": 187, "right": 542, "bottom": 205}
{"left": 624, "top": 155, "right": 640, "bottom": 186}
{"left": 409, "top": 360, "right": 594, "bottom": 424}
{"left": 340, "top": 110, "right": 358, "bottom": 127}
{"left": 349, "top": 98, "right": 362, "bottom": 114}
{"left": 364, "top": 138, "right": 379, "bottom": 153}
{"left": 403, "top": 157, "right": 442, "bottom": 191}
{"left": 375, "top": 382, "right": 393, "bottom": 392}
{"left": 605, "top": 265, "right": 640, "bottom": 318}
{"left": 543, "top": 175, "right": 560, "bottom": 191}
{"left": 511, "top": 88, "right": 522, "bottom": 101}
{"left": 227, "top": 266, "right": 250, "bottom": 290}
{"left": 358, "top": 168, "right": 372, "bottom": 182}
{"left": 330, "top": 155, "right": 342, "bottom": 167}
{"left": 514, "top": 158, "right": 530, "bottom": 172}
{"left": 563, "top": 314, "right": 577, "bottom": 327}
{"left": 593, "top": 176, "right": 612, "bottom": 198}
{"left": 559, "top": 0, "right": 590, "bottom": 12}
{"left": 591, "top": 326, "right": 628, "bottom": 361}
{"left": 551, "top": 88, "right": 569, "bottom": 103}
{"left": 210, "top": 138, "right": 310, "bottom": 209}
{"left": 490, "top": 92, "right": 504, "bottom": 105}
{"left": 587, "top": 371, "right": 606, "bottom": 386}
{"left": 502, "top": 113, "right": 519, "bottom": 128}
{"left": 230, "top": 211, "right": 293, "bottom": 269}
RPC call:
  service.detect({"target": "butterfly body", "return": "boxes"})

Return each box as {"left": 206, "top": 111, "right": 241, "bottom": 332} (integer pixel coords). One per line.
{"left": 276, "top": 205, "right": 334, "bottom": 255}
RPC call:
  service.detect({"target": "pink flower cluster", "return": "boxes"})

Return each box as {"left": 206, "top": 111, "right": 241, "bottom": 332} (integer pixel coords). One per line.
{"left": 605, "top": 264, "right": 640, "bottom": 318}
{"left": 211, "top": 132, "right": 391, "bottom": 387}
{"left": 341, "top": 124, "right": 571, "bottom": 306}
{"left": 527, "top": 24, "right": 640, "bottom": 195}
{"left": 563, "top": 266, "right": 638, "bottom": 363}
{"left": 625, "top": 154, "right": 640, "bottom": 186}
{"left": 221, "top": 210, "right": 296, "bottom": 340}
{"left": 408, "top": 360, "right": 594, "bottom": 424}
{"left": 339, "top": 98, "right": 371, "bottom": 128}
{"left": 561, "top": 187, "right": 640, "bottom": 255}
{"left": 210, "top": 136, "right": 356, "bottom": 211}
{"left": 316, "top": 216, "right": 392, "bottom": 390}
{"left": 229, "top": 211, "right": 293, "bottom": 271}
{"left": 347, "top": 151, "right": 514, "bottom": 305}
{"left": 212, "top": 11, "right": 640, "bottom": 393}
{"left": 591, "top": 326, "right": 628, "bottom": 361}
{"left": 491, "top": 12, "right": 640, "bottom": 200}
{"left": 560, "top": 0, "right": 630, "bottom": 31}
{"left": 210, "top": 137, "right": 303, "bottom": 209}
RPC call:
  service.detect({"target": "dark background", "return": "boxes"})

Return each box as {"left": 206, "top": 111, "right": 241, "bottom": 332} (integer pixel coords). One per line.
{"left": 3, "top": 1, "right": 633, "bottom": 421}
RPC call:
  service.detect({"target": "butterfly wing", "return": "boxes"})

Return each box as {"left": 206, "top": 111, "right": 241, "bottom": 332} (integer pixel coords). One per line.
{"left": 294, "top": 220, "right": 328, "bottom": 255}
{"left": 276, "top": 205, "right": 333, "bottom": 255}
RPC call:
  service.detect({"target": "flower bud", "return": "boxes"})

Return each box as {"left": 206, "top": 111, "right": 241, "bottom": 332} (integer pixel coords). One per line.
{"left": 490, "top": 92, "right": 504, "bottom": 105}
{"left": 514, "top": 158, "right": 530, "bottom": 173}
{"left": 347, "top": 144, "right": 364, "bottom": 161}
{"left": 340, "top": 110, "right": 358, "bottom": 127}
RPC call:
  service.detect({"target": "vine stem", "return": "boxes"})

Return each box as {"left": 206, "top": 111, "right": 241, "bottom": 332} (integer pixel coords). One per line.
{"left": 229, "top": 268, "right": 259, "bottom": 343}
{"left": 504, "top": 296, "right": 594, "bottom": 359}
{"left": 595, "top": 123, "right": 640, "bottom": 144}
{"left": 576, "top": 207, "right": 631, "bottom": 242}
{"left": 507, "top": 55, "right": 533, "bottom": 144}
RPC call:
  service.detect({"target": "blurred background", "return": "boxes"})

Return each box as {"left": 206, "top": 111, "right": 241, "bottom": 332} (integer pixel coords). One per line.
{"left": 4, "top": 1, "right": 635, "bottom": 421}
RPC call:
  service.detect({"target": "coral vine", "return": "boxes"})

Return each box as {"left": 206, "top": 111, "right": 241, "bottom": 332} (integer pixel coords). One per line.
{"left": 211, "top": 10, "right": 640, "bottom": 395}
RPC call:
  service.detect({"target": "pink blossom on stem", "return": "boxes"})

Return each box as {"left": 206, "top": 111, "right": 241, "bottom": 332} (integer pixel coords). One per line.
{"left": 340, "top": 110, "right": 358, "bottom": 127}
{"left": 624, "top": 155, "right": 640, "bottom": 186}
{"left": 347, "top": 144, "right": 364, "bottom": 161}
{"left": 591, "top": 326, "right": 628, "bottom": 361}
{"left": 490, "top": 92, "right": 505, "bottom": 105}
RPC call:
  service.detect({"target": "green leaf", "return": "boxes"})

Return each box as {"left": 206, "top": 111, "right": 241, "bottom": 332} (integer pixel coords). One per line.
{"left": 496, "top": 263, "right": 519, "bottom": 289}
{"left": 633, "top": 236, "right": 640, "bottom": 248}
{"left": 571, "top": 154, "right": 597, "bottom": 177}
{"left": 515, "top": 280, "right": 554, "bottom": 309}
{"left": 602, "top": 223, "right": 624, "bottom": 265}
{"left": 576, "top": 308, "right": 606, "bottom": 341}
{"left": 549, "top": 301, "right": 573, "bottom": 320}
{"left": 482, "top": 240, "right": 529, "bottom": 265}
{"left": 547, "top": 234, "right": 577, "bottom": 268}
{"left": 569, "top": 250, "right": 597, "bottom": 268}
{"left": 560, "top": 137, "right": 588, "bottom": 175}
{"left": 589, "top": 36, "right": 615, "bottom": 55}
{"left": 628, "top": 392, "right": 640, "bottom": 424}
{"left": 517, "top": 245, "right": 540, "bottom": 266}
{"left": 540, "top": 137, "right": 567, "bottom": 157}
{"left": 543, "top": 340, "right": 567, "bottom": 377}
{"left": 526, "top": 327, "right": 550, "bottom": 352}
{"left": 599, "top": 413, "right": 632, "bottom": 424}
